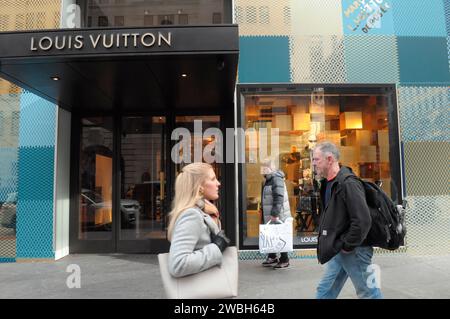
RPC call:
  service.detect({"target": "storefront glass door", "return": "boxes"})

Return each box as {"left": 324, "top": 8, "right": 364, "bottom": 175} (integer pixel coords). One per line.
{"left": 174, "top": 115, "right": 223, "bottom": 212}
{"left": 118, "top": 116, "right": 168, "bottom": 252}
{"left": 78, "top": 117, "right": 114, "bottom": 242}
{"left": 73, "top": 114, "right": 225, "bottom": 253}
{"left": 74, "top": 115, "right": 169, "bottom": 252}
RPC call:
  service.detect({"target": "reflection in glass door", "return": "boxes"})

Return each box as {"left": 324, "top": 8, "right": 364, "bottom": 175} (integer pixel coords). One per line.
{"left": 120, "top": 116, "right": 167, "bottom": 241}
{"left": 174, "top": 116, "right": 222, "bottom": 211}
{"left": 74, "top": 114, "right": 225, "bottom": 252}
{"left": 78, "top": 117, "right": 113, "bottom": 240}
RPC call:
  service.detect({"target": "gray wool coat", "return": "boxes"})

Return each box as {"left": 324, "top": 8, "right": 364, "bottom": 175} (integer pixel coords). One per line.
{"left": 168, "top": 207, "right": 222, "bottom": 278}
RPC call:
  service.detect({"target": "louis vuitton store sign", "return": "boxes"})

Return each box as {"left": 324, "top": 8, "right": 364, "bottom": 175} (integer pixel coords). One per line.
{"left": 0, "top": 26, "right": 238, "bottom": 59}
{"left": 30, "top": 31, "right": 172, "bottom": 52}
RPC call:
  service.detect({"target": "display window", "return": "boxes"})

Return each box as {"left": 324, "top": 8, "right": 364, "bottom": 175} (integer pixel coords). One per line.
{"left": 238, "top": 85, "right": 401, "bottom": 248}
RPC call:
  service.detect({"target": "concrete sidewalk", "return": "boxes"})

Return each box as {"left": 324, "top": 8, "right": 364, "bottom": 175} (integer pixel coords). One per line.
{"left": 1, "top": 253, "right": 450, "bottom": 299}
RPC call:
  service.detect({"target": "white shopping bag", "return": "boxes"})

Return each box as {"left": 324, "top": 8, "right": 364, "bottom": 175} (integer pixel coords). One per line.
{"left": 259, "top": 217, "right": 293, "bottom": 254}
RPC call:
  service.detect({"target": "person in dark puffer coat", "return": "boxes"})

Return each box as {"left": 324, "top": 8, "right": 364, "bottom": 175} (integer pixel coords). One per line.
{"left": 260, "top": 157, "right": 292, "bottom": 269}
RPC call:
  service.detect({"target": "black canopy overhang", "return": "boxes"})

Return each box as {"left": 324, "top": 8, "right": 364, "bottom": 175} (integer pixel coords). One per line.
{"left": 0, "top": 25, "right": 239, "bottom": 111}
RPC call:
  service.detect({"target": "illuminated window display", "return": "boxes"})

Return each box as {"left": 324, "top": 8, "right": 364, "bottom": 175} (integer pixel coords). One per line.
{"left": 239, "top": 85, "right": 401, "bottom": 248}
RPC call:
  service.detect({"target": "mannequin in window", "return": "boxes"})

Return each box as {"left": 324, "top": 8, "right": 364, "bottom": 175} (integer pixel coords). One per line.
{"left": 287, "top": 145, "right": 301, "bottom": 163}
{"left": 300, "top": 145, "right": 311, "bottom": 171}
{"left": 282, "top": 145, "right": 301, "bottom": 191}
{"left": 299, "top": 168, "right": 314, "bottom": 195}
{"left": 297, "top": 168, "right": 320, "bottom": 233}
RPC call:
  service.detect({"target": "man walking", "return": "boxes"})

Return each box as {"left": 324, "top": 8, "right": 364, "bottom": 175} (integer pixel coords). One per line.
{"left": 312, "top": 142, "right": 382, "bottom": 299}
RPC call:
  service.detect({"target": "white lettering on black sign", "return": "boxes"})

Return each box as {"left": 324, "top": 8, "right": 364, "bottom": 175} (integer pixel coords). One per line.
{"left": 30, "top": 32, "right": 172, "bottom": 52}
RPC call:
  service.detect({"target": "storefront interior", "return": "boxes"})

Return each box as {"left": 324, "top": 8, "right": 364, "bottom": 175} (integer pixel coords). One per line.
{"left": 238, "top": 85, "right": 402, "bottom": 249}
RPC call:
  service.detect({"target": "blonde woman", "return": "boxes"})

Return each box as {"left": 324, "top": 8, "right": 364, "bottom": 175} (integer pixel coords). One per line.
{"left": 167, "top": 162, "right": 230, "bottom": 278}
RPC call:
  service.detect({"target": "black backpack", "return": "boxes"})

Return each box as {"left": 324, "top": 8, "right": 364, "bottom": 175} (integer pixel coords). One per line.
{"left": 352, "top": 177, "right": 407, "bottom": 250}
{"left": 343, "top": 175, "right": 406, "bottom": 250}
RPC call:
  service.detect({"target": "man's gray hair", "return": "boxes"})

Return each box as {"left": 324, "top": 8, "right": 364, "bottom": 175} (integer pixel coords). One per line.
{"left": 314, "top": 142, "right": 340, "bottom": 161}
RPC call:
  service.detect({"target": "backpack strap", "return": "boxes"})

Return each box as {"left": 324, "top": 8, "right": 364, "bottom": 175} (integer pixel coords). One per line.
{"left": 336, "top": 172, "right": 359, "bottom": 185}
{"left": 334, "top": 173, "right": 367, "bottom": 205}
{"left": 335, "top": 172, "right": 358, "bottom": 194}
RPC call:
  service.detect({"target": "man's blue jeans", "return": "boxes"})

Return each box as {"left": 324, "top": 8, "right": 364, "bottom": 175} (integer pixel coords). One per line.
{"left": 316, "top": 246, "right": 383, "bottom": 299}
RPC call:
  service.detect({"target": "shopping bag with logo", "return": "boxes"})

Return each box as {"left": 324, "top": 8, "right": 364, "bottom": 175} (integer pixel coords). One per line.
{"left": 259, "top": 217, "right": 293, "bottom": 254}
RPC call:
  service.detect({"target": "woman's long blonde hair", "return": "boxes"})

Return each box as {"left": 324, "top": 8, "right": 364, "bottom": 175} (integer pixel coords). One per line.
{"left": 167, "top": 162, "right": 214, "bottom": 241}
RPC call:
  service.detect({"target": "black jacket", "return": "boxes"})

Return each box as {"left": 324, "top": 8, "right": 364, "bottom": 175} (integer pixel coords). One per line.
{"left": 317, "top": 166, "right": 372, "bottom": 264}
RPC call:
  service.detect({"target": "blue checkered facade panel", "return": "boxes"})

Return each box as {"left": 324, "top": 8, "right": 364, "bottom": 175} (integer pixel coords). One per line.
{"left": 445, "top": 0, "right": 450, "bottom": 35}
{"left": 398, "top": 86, "right": 450, "bottom": 142}
{"left": 344, "top": 35, "right": 399, "bottom": 83}
{"left": 0, "top": 88, "right": 20, "bottom": 262}
{"left": 16, "top": 92, "right": 56, "bottom": 259}
{"left": 392, "top": 0, "right": 447, "bottom": 37}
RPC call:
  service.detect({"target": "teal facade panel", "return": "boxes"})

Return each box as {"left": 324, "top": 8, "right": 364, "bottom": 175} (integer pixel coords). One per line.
{"left": 392, "top": 0, "right": 447, "bottom": 37}
{"left": 15, "top": 91, "right": 56, "bottom": 259}
{"left": 238, "top": 36, "right": 291, "bottom": 83}
{"left": 397, "top": 37, "right": 450, "bottom": 84}
{"left": 16, "top": 147, "right": 55, "bottom": 259}
{"left": 344, "top": 35, "right": 399, "bottom": 83}
{"left": 398, "top": 86, "right": 450, "bottom": 142}
{"left": 19, "top": 92, "right": 56, "bottom": 148}
{"left": 445, "top": 0, "right": 450, "bottom": 35}
{"left": 447, "top": 37, "right": 450, "bottom": 73}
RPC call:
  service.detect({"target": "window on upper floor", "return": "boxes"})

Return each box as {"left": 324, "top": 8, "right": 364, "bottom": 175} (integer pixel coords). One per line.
{"left": 80, "top": 0, "right": 231, "bottom": 28}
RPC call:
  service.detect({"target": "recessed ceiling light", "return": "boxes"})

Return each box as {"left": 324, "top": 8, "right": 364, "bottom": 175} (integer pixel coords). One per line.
{"left": 181, "top": 73, "right": 187, "bottom": 78}
{"left": 51, "top": 76, "right": 60, "bottom": 81}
